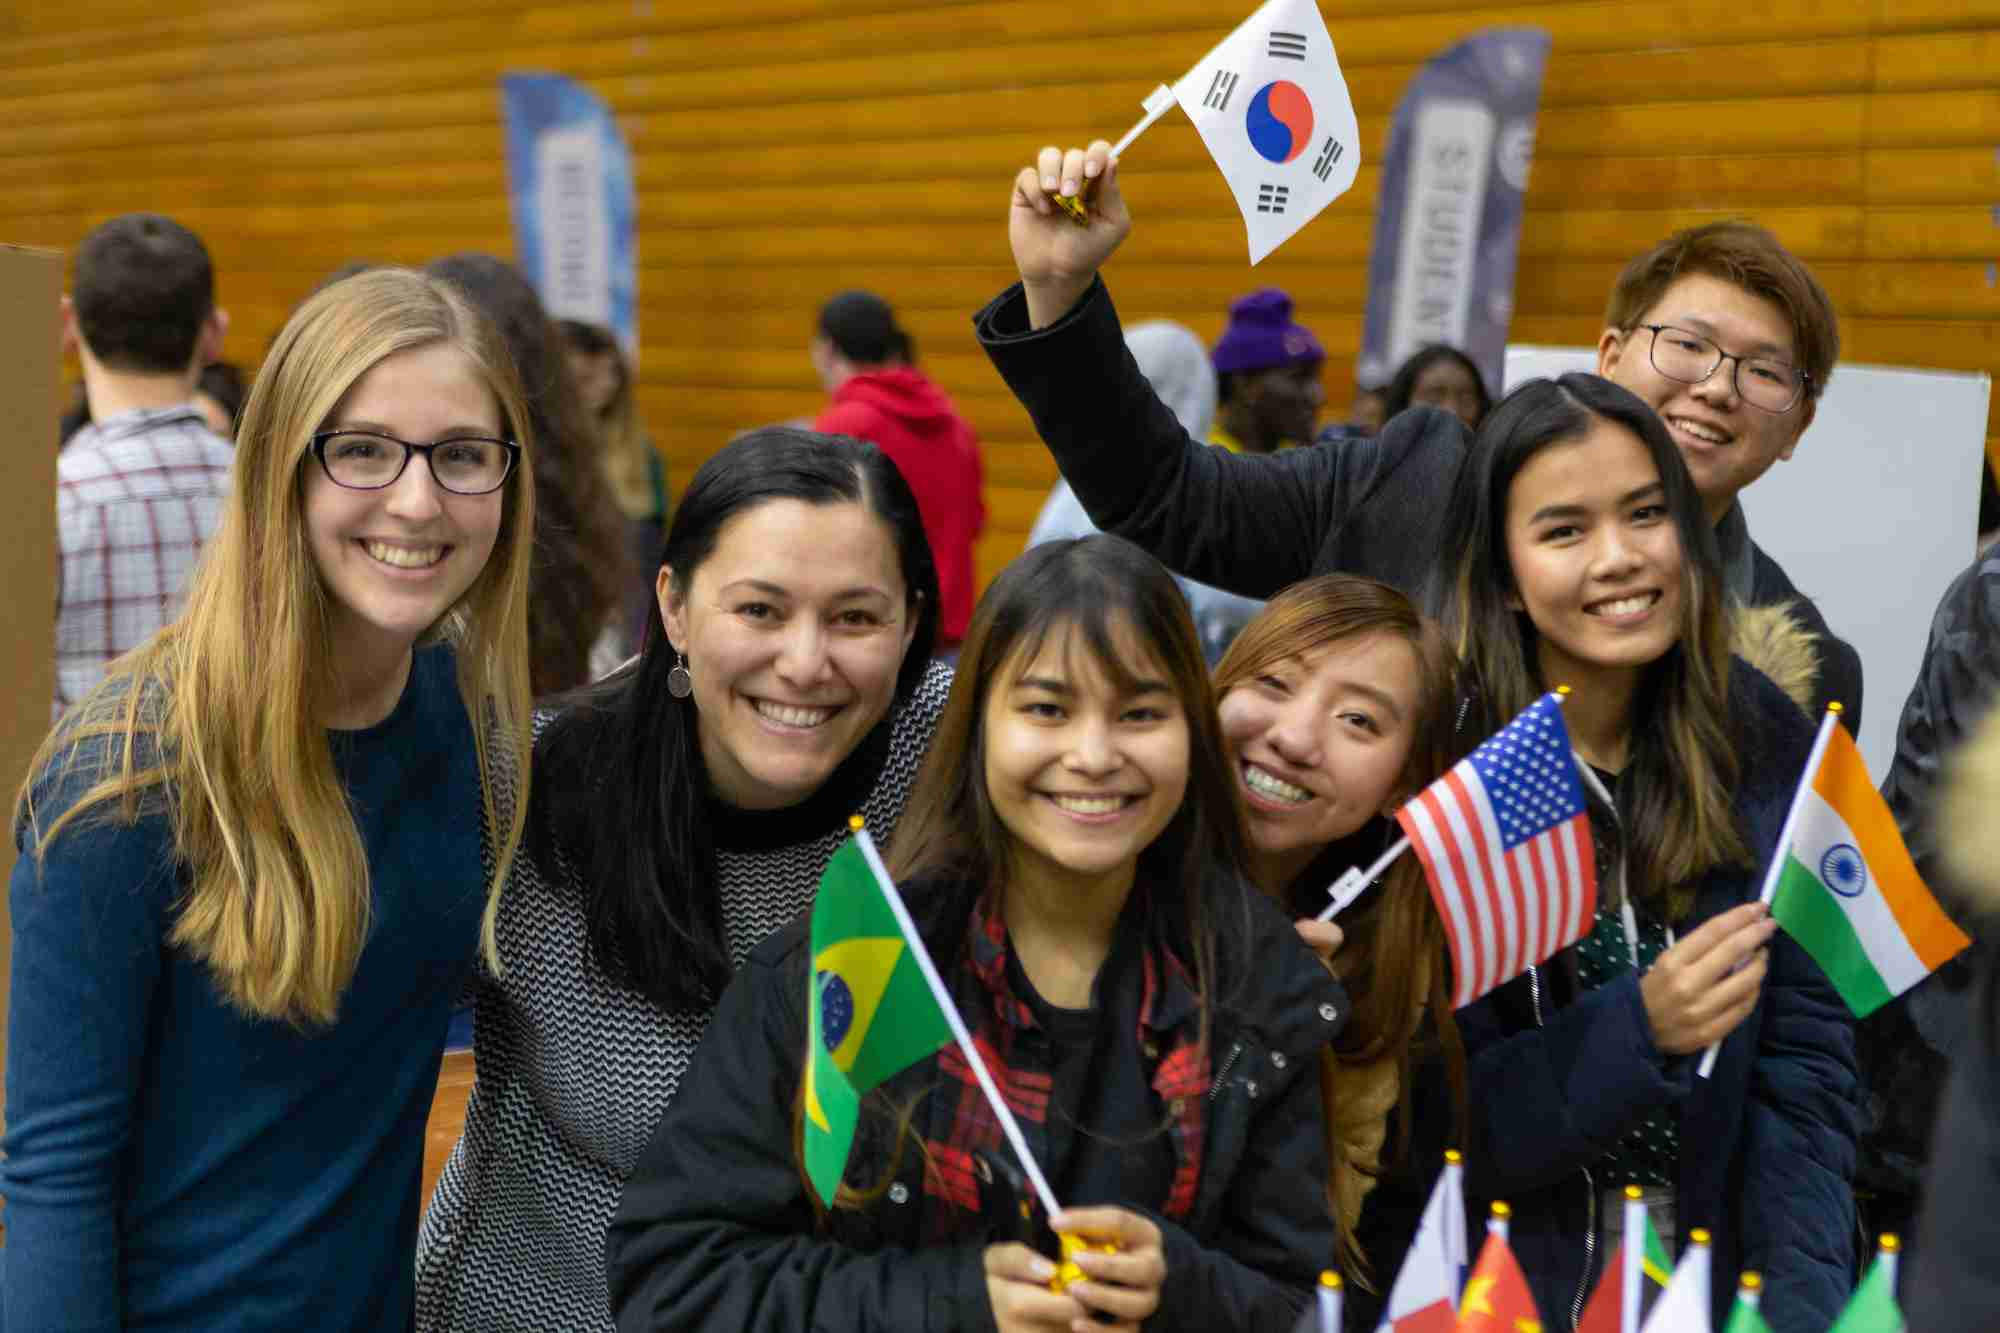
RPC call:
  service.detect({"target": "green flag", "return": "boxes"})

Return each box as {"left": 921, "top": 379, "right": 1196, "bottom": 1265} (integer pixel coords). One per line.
{"left": 1827, "top": 1247, "right": 1905, "bottom": 1333}
{"left": 1722, "top": 1278, "right": 1773, "bottom": 1333}
{"left": 1638, "top": 1209, "right": 1673, "bottom": 1289}
{"left": 801, "top": 834, "right": 954, "bottom": 1204}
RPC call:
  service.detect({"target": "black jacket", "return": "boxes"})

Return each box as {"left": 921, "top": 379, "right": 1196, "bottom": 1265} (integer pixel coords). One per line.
{"left": 975, "top": 277, "right": 1470, "bottom": 603}
{"left": 605, "top": 879, "right": 1347, "bottom": 1331}
{"left": 1742, "top": 527, "right": 1865, "bottom": 734}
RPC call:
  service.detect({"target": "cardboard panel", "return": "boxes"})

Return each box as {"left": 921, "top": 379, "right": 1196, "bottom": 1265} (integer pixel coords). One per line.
{"left": 0, "top": 244, "right": 62, "bottom": 1117}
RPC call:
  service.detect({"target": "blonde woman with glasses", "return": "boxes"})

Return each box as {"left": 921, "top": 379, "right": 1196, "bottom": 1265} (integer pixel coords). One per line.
{"left": 3, "top": 268, "right": 536, "bottom": 1332}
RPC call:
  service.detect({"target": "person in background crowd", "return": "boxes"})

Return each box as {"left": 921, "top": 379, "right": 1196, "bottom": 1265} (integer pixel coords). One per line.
{"left": 812, "top": 289, "right": 984, "bottom": 656}
{"left": 53, "top": 213, "right": 234, "bottom": 718}
{"left": 1210, "top": 287, "right": 1325, "bottom": 455}
{"left": 194, "top": 360, "right": 249, "bottom": 439}
{"left": 1381, "top": 344, "right": 1492, "bottom": 432}
{"left": 1435, "top": 375, "right": 1853, "bottom": 1332}
{"left": 427, "top": 254, "right": 631, "bottom": 694}
{"left": 560, "top": 318, "right": 671, "bottom": 654}
{"left": 607, "top": 534, "right": 1342, "bottom": 1330}
{"left": 1028, "top": 319, "right": 1263, "bottom": 663}
{"left": 980, "top": 146, "right": 1862, "bottom": 742}
{"left": 1210, "top": 575, "right": 1467, "bottom": 1297}
{"left": 416, "top": 429, "right": 948, "bottom": 1332}
{"left": 1909, "top": 705, "right": 2000, "bottom": 1332}
{"left": 4, "top": 267, "right": 537, "bottom": 1332}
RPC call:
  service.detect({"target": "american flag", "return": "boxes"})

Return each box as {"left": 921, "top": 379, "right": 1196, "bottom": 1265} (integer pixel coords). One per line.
{"left": 1395, "top": 693, "right": 1597, "bottom": 1008}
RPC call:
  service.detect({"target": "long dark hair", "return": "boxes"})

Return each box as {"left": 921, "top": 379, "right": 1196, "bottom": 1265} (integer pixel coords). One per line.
{"left": 1430, "top": 373, "right": 1745, "bottom": 919}
{"left": 1381, "top": 344, "right": 1492, "bottom": 426}
{"left": 427, "top": 252, "right": 631, "bottom": 696}
{"left": 533, "top": 427, "right": 938, "bottom": 1010}
{"left": 804, "top": 536, "right": 1253, "bottom": 1205}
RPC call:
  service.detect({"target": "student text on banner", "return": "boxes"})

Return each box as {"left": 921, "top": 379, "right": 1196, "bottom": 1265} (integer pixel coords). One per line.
{"left": 500, "top": 72, "right": 638, "bottom": 358}
{"left": 1356, "top": 30, "right": 1549, "bottom": 398}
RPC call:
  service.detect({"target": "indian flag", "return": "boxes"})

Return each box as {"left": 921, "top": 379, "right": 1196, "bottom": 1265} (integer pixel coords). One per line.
{"left": 1766, "top": 711, "right": 1971, "bottom": 1018}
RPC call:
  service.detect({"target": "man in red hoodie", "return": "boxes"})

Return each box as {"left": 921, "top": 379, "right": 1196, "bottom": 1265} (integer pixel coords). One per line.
{"left": 812, "top": 290, "right": 985, "bottom": 653}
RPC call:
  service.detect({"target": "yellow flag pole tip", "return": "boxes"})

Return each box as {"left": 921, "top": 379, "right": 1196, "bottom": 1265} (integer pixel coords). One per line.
{"left": 1880, "top": 1233, "right": 1901, "bottom": 1253}
{"left": 1827, "top": 701, "right": 1845, "bottom": 715}
{"left": 848, "top": 814, "right": 866, "bottom": 832}
{"left": 1555, "top": 684, "right": 1572, "bottom": 697}
{"left": 1689, "top": 1228, "right": 1713, "bottom": 1246}
{"left": 1490, "top": 1201, "right": 1512, "bottom": 1219}
{"left": 1443, "top": 1148, "right": 1463, "bottom": 1165}
{"left": 1740, "top": 1272, "right": 1763, "bottom": 1291}
{"left": 1318, "top": 1271, "right": 1342, "bottom": 1290}
{"left": 1623, "top": 1184, "right": 1644, "bottom": 1200}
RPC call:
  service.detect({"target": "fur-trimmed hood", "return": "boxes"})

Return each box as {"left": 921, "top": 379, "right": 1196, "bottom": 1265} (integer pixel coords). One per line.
{"left": 1730, "top": 599, "right": 1823, "bottom": 716}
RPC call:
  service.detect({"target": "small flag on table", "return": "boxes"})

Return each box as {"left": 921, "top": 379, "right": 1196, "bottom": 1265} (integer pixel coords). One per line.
{"left": 1768, "top": 709, "right": 1970, "bottom": 1017}
{"left": 1639, "top": 1228, "right": 1712, "bottom": 1333}
{"left": 1295, "top": 1271, "right": 1346, "bottom": 1332}
{"left": 1721, "top": 1272, "right": 1773, "bottom": 1333}
{"left": 1577, "top": 1185, "right": 1674, "bottom": 1333}
{"left": 1827, "top": 1235, "right": 1906, "bottom": 1333}
{"left": 802, "top": 827, "right": 955, "bottom": 1204}
{"left": 1376, "top": 1150, "right": 1469, "bottom": 1332}
{"left": 1397, "top": 692, "right": 1598, "bottom": 1008}
{"left": 1170, "top": 0, "right": 1362, "bottom": 263}
{"left": 1456, "top": 1203, "right": 1541, "bottom": 1331}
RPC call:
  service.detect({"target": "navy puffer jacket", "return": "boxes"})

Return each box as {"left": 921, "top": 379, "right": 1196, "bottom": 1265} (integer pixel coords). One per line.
{"left": 1453, "top": 660, "right": 1858, "bottom": 1332}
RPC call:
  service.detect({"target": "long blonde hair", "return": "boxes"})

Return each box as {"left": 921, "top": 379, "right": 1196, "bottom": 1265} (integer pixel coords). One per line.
{"left": 19, "top": 268, "right": 537, "bottom": 1025}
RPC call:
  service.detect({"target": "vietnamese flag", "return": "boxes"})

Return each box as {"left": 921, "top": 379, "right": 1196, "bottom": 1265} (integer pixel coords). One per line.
{"left": 1456, "top": 1204, "right": 1543, "bottom": 1332}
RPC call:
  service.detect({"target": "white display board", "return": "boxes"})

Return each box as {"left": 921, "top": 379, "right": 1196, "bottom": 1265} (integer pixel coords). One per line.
{"left": 1503, "top": 346, "right": 1991, "bottom": 776}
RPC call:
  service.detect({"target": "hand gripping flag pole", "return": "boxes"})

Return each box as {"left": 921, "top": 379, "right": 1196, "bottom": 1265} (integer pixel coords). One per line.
{"left": 846, "top": 821, "right": 1064, "bottom": 1223}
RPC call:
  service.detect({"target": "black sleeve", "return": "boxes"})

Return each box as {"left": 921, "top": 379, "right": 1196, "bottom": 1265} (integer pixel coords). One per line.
{"left": 1908, "top": 968, "right": 2000, "bottom": 1332}
{"left": 973, "top": 278, "right": 1464, "bottom": 601}
{"left": 605, "top": 945, "right": 994, "bottom": 1333}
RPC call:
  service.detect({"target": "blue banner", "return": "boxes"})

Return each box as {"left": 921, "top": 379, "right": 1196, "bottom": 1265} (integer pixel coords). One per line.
{"left": 500, "top": 72, "right": 637, "bottom": 357}
{"left": 1355, "top": 30, "right": 1548, "bottom": 400}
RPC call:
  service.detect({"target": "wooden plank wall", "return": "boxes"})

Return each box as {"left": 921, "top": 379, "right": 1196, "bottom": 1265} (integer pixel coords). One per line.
{"left": 3, "top": 0, "right": 1995, "bottom": 589}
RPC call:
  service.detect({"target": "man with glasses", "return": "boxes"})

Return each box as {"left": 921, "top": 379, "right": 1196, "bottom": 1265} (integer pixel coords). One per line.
{"left": 1596, "top": 220, "right": 1862, "bottom": 731}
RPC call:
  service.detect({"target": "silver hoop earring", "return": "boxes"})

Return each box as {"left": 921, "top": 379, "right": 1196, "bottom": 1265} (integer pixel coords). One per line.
{"left": 667, "top": 653, "right": 694, "bottom": 699}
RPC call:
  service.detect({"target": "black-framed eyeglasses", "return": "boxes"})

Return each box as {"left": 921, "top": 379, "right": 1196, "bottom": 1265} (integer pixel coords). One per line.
{"left": 309, "top": 430, "right": 519, "bottom": 495}
{"left": 1635, "top": 324, "right": 1808, "bottom": 414}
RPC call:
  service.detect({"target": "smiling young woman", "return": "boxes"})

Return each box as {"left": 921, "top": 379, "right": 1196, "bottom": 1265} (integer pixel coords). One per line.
{"left": 415, "top": 427, "right": 949, "bottom": 1332}
{"left": 4, "top": 269, "right": 536, "bottom": 1332}
{"left": 605, "top": 534, "right": 1344, "bottom": 1331}
{"left": 1427, "top": 374, "right": 1856, "bottom": 1331}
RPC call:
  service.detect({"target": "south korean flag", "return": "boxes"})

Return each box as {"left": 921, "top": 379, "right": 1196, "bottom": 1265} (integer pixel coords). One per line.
{"left": 1171, "top": 0, "right": 1360, "bottom": 264}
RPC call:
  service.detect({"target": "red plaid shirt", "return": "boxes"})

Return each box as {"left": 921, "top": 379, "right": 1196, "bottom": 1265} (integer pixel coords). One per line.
{"left": 922, "top": 895, "right": 1210, "bottom": 1224}
{"left": 55, "top": 407, "right": 232, "bottom": 718}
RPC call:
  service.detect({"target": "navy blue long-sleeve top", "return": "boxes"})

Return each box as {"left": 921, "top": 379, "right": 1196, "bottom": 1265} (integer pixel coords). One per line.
{"left": 3, "top": 644, "right": 485, "bottom": 1331}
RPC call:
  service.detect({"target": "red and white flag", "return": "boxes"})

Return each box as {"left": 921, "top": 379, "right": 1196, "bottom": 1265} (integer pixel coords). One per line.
{"left": 1396, "top": 693, "right": 1597, "bottom": 1008}
{"left": 1376, "top": 1151, "right": 1469, "bottom": 1332}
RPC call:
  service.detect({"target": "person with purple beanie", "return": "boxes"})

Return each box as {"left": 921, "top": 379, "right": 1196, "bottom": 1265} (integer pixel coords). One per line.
{"left": 1209, "top": 288, "right": 1326, "bottom": 455}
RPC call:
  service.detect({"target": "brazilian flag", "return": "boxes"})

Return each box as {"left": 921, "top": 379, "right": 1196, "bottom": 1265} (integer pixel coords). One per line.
{"left": 802, "top": 834, "right": 954, "bottom": 1204}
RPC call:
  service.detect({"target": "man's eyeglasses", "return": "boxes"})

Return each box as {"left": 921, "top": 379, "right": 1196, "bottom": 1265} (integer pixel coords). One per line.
{"left": 1635, "top": 325, "right": 1808, "bottom": 415}
{"left": 310, "top": 430, "right": 519, "bottom": 495}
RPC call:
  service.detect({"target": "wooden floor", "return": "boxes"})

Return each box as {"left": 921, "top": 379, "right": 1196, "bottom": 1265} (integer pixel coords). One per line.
{"left": 423, "top": 1049, "right": 476, "bottom": 1214}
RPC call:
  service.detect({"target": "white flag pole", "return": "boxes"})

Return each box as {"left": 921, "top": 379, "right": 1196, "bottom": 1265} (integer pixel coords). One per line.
{"left": 1315, "top": 1271, "right": 1344, "bottom": 1332}
{"left": 1317, "top": 834, "right": 1413, "bottom": 921}
{"left": 1694, "top": 703, "right": 1844, "bottom": 1079}
{"left": 1110, "top": 84, "right": 1177, "bottom": 159}
{"left": 850, "top": 822, "right": 1064, "bottom": 1221}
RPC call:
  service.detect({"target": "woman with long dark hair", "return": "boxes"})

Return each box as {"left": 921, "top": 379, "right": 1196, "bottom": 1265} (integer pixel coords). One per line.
{"left": 607, "top": 535, "right": 1343, "bottom": 1330}
{"left": 1431, "top": 373, "right": 1855, "bottom": 1331}
{"left": 415, "top": 427, "right": 948, "bottom": 1331}
{"left": 1209, "top": 577, "right": 1467, "bottom": 1294}
{"left": 427, "top": 254, "right": 631, "bottom": 694}
{"left": 1380, "top": 344, "right": 1491, "bottom": 431}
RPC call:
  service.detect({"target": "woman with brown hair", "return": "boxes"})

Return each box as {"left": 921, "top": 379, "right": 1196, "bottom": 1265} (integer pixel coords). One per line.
{"left": 1209, "top": 576, "right": 1465, "bottom": 1294}
{"left": 606, "top": 534, "right": 1342, "bottom": 1331}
